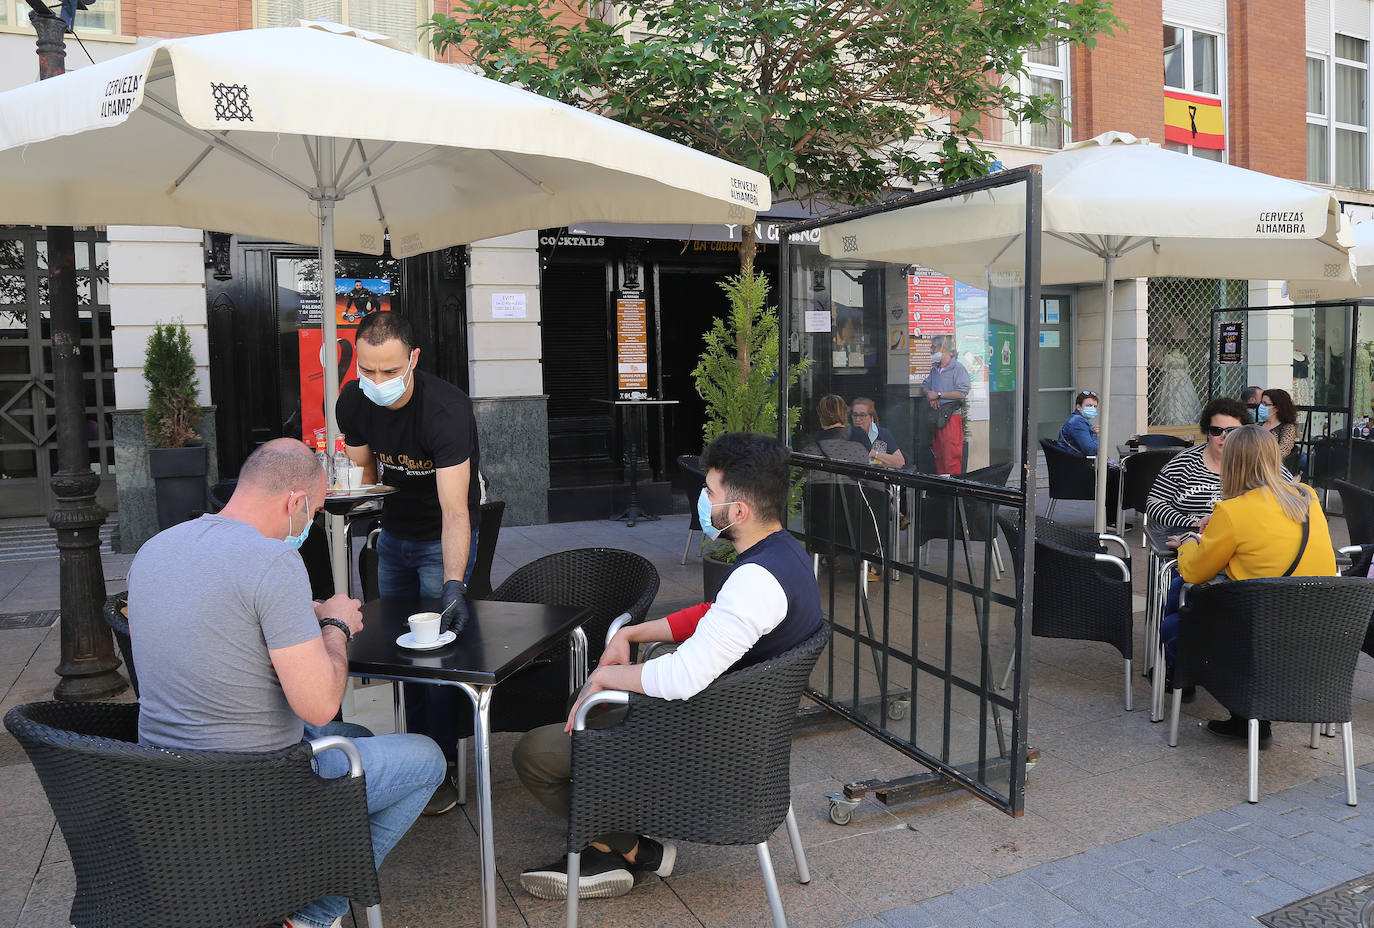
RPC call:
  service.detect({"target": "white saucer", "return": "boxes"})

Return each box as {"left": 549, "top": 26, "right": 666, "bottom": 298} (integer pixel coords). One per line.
{"left": 396, "top": 630, "right": 457, "bottom": 651}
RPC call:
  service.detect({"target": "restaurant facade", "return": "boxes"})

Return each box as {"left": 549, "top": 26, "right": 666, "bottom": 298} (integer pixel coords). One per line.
{"left": 3, "top": 0, "right": 1374, "bottom": 543}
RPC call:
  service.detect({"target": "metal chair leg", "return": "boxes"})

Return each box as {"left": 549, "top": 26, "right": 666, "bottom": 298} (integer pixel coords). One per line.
{"left": 784, "top": 804, "right": 809, "bottom": 884}
{"left": 999, "top": 651, "right": 1015, "bottom": 691}
{"left": 1167, "top": 687, "right": 1182, "bottom": 746}
{"left": 757, "top": 841, "right": 788, "bottom": 928}
{"left": 1344, "top": 722, "right": 1359, "bottom": 807}
{"left": 366, "top": 903, "right": 384, "bottom": 928}
{"left": 812, "top": 552, "right": 820, "bottom": 579}
{"left": 566, "top": 850, "right": 582, "bottom": 928}
{"left": 456, "top": 737, "right": 468, "bottom": 805}
{"left": 1124, "top": 659, "right": 1133, "bottom": 712}
{"left": 1046, "top": 498, "right": 1057, "bottom": 520}
{"left": 1248, "top": 719, "right": 1260, "bottom": 804}
{"left": 681, "top": 528, "right": 697, "bottom": 565}
{"left": 1311, "top": 724, "right": 1321, "bottom": 749}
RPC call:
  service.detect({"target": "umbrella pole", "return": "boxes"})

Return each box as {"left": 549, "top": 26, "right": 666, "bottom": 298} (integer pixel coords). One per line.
{"left": 1094, "top": 252, "right": 1115, "bottom": 534}
{"left": 317, "top": 137, "right": 348, "bottom": 594}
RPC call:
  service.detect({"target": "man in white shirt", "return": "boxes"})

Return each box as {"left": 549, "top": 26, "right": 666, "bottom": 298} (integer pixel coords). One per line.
{"left": 512, "top": 432, "right": 824, "bottom": 901}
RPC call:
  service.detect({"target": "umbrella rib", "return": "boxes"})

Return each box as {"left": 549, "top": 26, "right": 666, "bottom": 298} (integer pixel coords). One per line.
{"left": 337, "top": 147, "right": 441, "bottom": 199}
{"left": 337, "top": 141, "right": 397, "bottom": 194}
{"left": 333, "top": 139, "right": 358, "bottom": 189}
{"left": 303, "top": 137, "right": 323, "bottom": 188}
{"left": 171, "top": 140, "right": 218, "bottom": 192}
{"left": 490, "top": 152, "right": 556, "bottom": 195}
{"left": 141, "top": 94, "right": 315, "bottom": 197}
{"left": 356, "top": 142, "right": 390, "bottom": 229}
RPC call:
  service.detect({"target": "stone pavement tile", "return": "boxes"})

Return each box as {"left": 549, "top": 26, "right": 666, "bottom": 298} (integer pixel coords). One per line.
{"left": 1106, "top": 885, "right": 1195, "bottom": 926}
{"left": 14, "top": 855, "right": 72, "bottom": 928}
{"left": 1023, "top": 771, "right": 1178, "bottom": 845}
{"left": 953, "top": 873, "right": 1078, "bottom": 924}
{"left": 1019, "top": 743, "right": 1095, "bottom": 791}
{"left": 804, "top": 826, "right": 993, "bottom": 914}
{"left": 1028, "top": 716, "right": 1171, "bottom": 779}
{"left": 1111, "top": 854, "right": 1214, "bottom": 906}
{"left": 902, "top": 806, "right": 1091, "bottom": 880}
{"left": 666, "top": 856, "right": 866, "bottom": 928}
{"left": 517, "top": 878, "right": 700, "bottom": 928}
{"left": 1046, "top": 877, "right": 1154, "bottom": 927}
{"left": 873, "top": 906, "right": 941, "bottom": 928}
{"left": 1230, "top": 847, "right": 1363, "bottom": 894}
{"left": 894, "top": 893, "right": 989, "bottom": 928}
{"left": 1029, "top": 861, "right": 1143, "bottom": 898}
{"left": 1179, "top": 896, "right": 1263, "bottom": 928}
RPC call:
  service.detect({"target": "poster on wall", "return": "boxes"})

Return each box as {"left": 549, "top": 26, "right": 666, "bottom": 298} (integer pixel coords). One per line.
{"left": 616, "top": 297, "right": 649, "bottom": 395}
{"left": 1217, "top": 320, "right": 1244, "bottom": 365}
{"left": 298, "top": 328, "right": 362, "bottom": 446}
{"left": 955, "top": 282, "right": 990, "bottom": 420}
{"left": 335, "top": 278, "right": 391, "bottom": 325}
{"left": 908, "top": 268, "right": 955, "bottom": 382}
{"left": 991, "top": 325, "right": 1017, "bottom": 393}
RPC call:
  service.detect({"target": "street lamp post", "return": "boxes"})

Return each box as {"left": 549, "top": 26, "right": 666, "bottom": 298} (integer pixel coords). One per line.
{"left": 30, "top": 6, "right": 126, "bottom": 701}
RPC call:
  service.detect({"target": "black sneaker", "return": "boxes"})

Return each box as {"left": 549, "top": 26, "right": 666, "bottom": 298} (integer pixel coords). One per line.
{"left": 422, "top": 769, "right": 459, "bottom": 816}
{"left": 626, "top": 837, "right": 677, "bottom": 878}
{"left": 1206, "top": 715, "right": 1271, "bottom": 748}
{"left": 520, "top": 847, "right": 633, "bottom": 900}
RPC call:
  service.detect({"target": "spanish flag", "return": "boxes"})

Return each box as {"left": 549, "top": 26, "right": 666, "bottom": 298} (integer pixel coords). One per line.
{"left": 1164, "top": 89, "right": 1225, "bottom": 149}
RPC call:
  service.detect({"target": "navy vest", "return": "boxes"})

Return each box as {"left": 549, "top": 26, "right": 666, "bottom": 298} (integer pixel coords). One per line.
{"left": 723, "top": 529, "right": 824, "bottom": 673}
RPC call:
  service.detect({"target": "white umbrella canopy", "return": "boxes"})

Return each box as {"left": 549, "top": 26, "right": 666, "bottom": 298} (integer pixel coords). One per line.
{"left": 1287, "top": 220, "right": 1374, "bottom": 302}
{"left": 0, "top": 21, "right": 769, "bottom": 596}
{"left": 819, "top": 132, "right": 1354, "bottom": 531}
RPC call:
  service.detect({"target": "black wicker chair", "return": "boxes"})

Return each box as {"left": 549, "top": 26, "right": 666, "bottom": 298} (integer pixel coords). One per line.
{"left": 676, "top": 454, "right": 706, "bottom": 565}
{"left": 1135, "top": 433, "right": 1191, "bottom": 449}
{"left": 565, "top": 626, "right": 828, "bottom": 928}
{"left": 1117, "top": 448, "right": 1180, "bottom": 546}
{"left": 1167, "top": 577, "right": 1374, "bottom": 804}
{"left": 102, "top": 592, "right": 137, "bottom": 696}
{"left": 997, "top": 515, "right": 1133, "bottom": 706}
{"left": 1341, "top": 545, "right": 1374, "bottom": 659}
{"left": 4, "top": 701, "right": 382, "bottom": 928}
{"left": 1336, "top": 479, "right": 1374, "bottom": 549}
{"left": 915, "top": 462, "right": 1014, "bottom": 580}
{"left": 1039, "top": 437, "right": 1119, "bottom": 523}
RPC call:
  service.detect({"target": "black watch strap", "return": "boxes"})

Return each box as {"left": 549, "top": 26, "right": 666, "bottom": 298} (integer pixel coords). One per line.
{"left": 318, "top": 617, "right": 352, "bottom": 642}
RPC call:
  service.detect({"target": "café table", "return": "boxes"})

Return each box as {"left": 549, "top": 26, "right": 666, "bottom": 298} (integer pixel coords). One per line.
{"left": 323, "top": 484, "right": 397, "bottom": 594}
{"left": 1144, "top": 523, "right": 1189, "bottom": 722}
{"left": 348, "top": 596, "right": 592, "bottom": 928}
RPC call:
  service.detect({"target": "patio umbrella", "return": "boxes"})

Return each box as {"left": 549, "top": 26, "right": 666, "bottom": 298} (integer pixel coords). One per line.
{"left": 0, "top": 21, "right": 769, "bottom": 584}
{"left": 1287, "top": 219, "right": 1374, "bottom": 302}
{"left": 819, "top": 132, "right": 1353, "bottom": 531}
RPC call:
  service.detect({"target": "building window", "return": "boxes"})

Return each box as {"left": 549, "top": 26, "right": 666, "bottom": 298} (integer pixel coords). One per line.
{"left": 1309, "top": 55, "right": 1329, "bottom": 183}
{"left": 1335, "top": 35, "right": 1368, "bottom": 189}
{"left": 253, "top": 1, "right": 432, "bottom": 54}
{"left": 0, "top": 0, "right": 118, "bottom": 35}
{"left": 1004, "top": 41, "right": 1071, "bottom": 149}
{"left": 1162, "top": 23, "right": 1225, "bottom": 162}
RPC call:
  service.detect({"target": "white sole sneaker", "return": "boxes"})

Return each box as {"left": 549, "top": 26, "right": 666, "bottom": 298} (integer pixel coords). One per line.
{"left": 520, "top": 866, "right": 634, "bottom": 901}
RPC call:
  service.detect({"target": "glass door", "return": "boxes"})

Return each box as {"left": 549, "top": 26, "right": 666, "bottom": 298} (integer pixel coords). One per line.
{"left": 1036, "top": 294, "right": 1074, "bottom": 442}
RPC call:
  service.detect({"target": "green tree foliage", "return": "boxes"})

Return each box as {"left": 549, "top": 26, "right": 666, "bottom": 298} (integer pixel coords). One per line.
{"left": 142, "top": 322, "right": 201, "bottom": 448}
{"left": 427, "top": 0, "right": 1118, "bottom": 270}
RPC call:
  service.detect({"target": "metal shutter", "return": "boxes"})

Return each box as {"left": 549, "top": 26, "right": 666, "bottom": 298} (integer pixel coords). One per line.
{"left": 541, "top": 262, "right": 612, "bottom": 419}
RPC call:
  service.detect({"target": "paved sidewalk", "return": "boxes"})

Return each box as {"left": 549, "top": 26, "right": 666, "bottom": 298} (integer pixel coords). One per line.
{"left": 2, "top": 501, "right": 1372, "bottom": 928}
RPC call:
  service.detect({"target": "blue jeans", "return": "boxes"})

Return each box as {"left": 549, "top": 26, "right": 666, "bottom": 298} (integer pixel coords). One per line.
{"left": 1161, "top": 574, "right": 1188, "bottom": 668}
{"left": 290, "top": 721, "right": 446, "bottom": 928}
{"left": 377, "top": 527, "right": 480, "bottom": 762}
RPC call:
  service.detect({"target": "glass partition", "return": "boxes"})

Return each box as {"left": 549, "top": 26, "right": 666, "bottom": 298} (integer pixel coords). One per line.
{"left": 781, "top": 169, "right": 1040, "bottom": 814}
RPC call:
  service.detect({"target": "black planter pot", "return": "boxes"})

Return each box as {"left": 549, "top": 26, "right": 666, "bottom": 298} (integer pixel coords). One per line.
{"left": 702, "top": 553, "right": 732, "bottom": 602}
{"left": 148, "top": 443, "right": 209, "bottom": 530}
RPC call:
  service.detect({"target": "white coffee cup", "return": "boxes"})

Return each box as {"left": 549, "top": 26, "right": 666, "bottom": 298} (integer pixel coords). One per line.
{"left": 347, "top": 465, "right": 365, "bottom": 490}
{"left": 408, "top": 611, "right": 441, "bottom": 644}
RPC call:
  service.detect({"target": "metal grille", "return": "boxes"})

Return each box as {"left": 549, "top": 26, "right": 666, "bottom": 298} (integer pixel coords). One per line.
{"left": 1146, "top": 277, "right": 1248, "bottom": 427}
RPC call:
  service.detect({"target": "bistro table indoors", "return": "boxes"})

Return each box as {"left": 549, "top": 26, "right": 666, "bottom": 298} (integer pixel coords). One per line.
{"left": 349, "top": 596, "right": 592, "bottom": 928}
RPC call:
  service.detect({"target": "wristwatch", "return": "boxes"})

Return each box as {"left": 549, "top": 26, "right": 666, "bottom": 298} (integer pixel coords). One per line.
{"left": 318, "top": 617, "right": 352, "bottom": 642}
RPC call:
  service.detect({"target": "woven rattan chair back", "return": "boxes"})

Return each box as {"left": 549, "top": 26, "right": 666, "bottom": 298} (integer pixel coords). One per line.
{"left": 916, "top": 462, "right": 1014, "bottom": 547}
{"left": 1336, "top": 479, "right": 1374, "bottom": 549}
{"left": 1136, "top": 433, "right": 1191, "bottom": 448}
{"left": 466, "top": 499, "right": 507, "bottom": 599}
{"left": 489, "top": 547, "right": 659, "bottom": 666}
{"left": 1031, "top": 537, "right": 1133, "bottom": 660}
{"left": 1177, "top": 577, "right": 1374, "bottom": 722}
{"left": 102, "top": 592, "right": 137, "bottom": 696}
{"left": 568, "top": 625, "right": 828, "bottom": 851}
{"left": 1120, "top": 449, "right": 1179, "bottom": 514}
{"left": 4, "top": 701, "right": 379, "bottom": 928}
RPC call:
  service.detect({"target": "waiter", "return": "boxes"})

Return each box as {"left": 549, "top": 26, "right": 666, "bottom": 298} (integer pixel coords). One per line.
{"left": 921, "top": 335, "right": 970, "bottom": 475}
{"left": 337, "top": 310, "right": 481, "bottom": 816}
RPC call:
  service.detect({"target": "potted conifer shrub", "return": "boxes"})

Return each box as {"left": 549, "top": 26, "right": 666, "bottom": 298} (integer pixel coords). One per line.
{"left": 691, "top": 271, "right": 803, "bottom": 600}
{"left": 143, "top": 322, "right": 207, "bottom": 529}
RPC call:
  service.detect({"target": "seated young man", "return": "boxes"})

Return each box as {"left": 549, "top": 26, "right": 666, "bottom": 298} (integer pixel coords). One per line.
{"left": 513, "top": 431, "right": 824, "bottom": 900}
{"left": 128, "top": 439, "right": 446, "bottom": 928}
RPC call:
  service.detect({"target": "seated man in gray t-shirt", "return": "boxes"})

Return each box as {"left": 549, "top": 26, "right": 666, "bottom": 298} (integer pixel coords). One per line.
{"left": 128, "top": 438, "right": 444, "bottom": 928}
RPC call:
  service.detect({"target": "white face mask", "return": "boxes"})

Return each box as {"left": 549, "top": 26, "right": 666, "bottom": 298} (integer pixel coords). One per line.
{"left": 930, "top": 353, "right": 942, "bottom": 365}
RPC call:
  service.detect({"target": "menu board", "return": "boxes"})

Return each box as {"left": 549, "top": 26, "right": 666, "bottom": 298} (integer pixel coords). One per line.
{"left": 908, "top": 271, "right": 955, "bottom": 382}
{"left": 616, "top": 297, "right": 648, "bottom": 392}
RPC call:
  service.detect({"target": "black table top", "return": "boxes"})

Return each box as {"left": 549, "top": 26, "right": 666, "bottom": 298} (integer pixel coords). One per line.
{"left": 348, "top": 597, "right": 591, "bottom": 686}
{"left": 1146, "top": 523, "right": 1194, "bottom": 557}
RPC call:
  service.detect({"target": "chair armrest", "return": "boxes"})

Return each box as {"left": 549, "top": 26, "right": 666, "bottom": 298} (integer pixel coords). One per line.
{"left": 604, "top": 611, "right": 633, "bottom": 649}
{"left": 1094, "top": 553, "right": 1131, "bottom": 582}
{"left": 308, "top": 735, "right": 363, "bottom": 778}
{"left": 572, "top": 690, "right": 631, "bottom": 731}
{"left": 1340, "top": 545, "right": 1365, "bottom": 556}
{"left": 640, "top": 641, "right": 677, "bottom": 662}
{"left": 570, "top": 625, "right": 589, "bottom": 692}
{"left": 1098, "top": 534, "right": 1130, "bottom": 559}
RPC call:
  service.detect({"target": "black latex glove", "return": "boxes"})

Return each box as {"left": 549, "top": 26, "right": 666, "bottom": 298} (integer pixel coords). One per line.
{"left": 440, "top": 579, "right": 471, "bottom": 635}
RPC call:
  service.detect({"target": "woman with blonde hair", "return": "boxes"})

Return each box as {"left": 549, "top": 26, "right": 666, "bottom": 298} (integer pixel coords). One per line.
{"left": 1163, "top": 424, "right": 1336, "bottom": 744}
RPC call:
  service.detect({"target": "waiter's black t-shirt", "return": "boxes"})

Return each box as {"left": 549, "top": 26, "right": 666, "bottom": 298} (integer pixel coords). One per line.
{"left": 336, "top": 369, "right": 480, "bottom": 541}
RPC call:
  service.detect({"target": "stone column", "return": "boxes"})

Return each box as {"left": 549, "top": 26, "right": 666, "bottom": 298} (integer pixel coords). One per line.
{"left": 1074, "top": 278, "right": 1150, "bottom": 444}
{"left": 1246, "top": 281, "right": 1295, "bottom": 394}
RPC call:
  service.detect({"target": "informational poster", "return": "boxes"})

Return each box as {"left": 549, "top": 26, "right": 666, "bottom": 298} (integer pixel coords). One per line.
{"left": 908, "top": 270, "right": 955, "bottom": 382}
{"left": 1217, "top": 320, "right": 1244, "bottom": 365}
{"left": 1039, "top": 331, "right": 1060, "bottom": 348}
{"left": 804, "top": 309, "right": 831, "bottom": 332}
{"left": 334, "top": 278, "right": 391, "bottom": 325}
{"left": 955, "top": 282, "right": 990, "bottom": 420}
{"left": 616, "top": 297, "right": 648, "bottom": 393}
{"left": 991, "top": 325, "right": 1017, "bottom": 393}
{"left": 298, "top": 328, "right": 361, "bottom": 446}
{"left": 492, "top": 292, "right": 527, "bottom": 319}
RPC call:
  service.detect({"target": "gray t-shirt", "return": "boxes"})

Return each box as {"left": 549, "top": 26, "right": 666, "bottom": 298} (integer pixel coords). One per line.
{"left": 129, "top": 514, "right": 321, "bottom": 752}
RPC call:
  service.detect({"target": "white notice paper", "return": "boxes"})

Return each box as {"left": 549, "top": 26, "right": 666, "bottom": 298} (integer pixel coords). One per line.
{"left": 804, "top": 310, "right": 831, "bottom": 333}
{"left": 491, "top": 293, "right": 527, "bottom": 319}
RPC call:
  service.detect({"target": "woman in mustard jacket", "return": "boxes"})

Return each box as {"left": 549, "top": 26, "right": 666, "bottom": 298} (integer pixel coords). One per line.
{"left": 1163, "top": 425, "right": 1336, "bottom": 745}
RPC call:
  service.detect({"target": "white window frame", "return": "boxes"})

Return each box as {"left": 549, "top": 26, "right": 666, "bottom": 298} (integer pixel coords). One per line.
{"left": 1329, "top": 34, "right": 1369, "bottom": 190}
{"left": 1309, "top": 53, "right": 1331, "bottom": 184}
{"left": 252, "top": 1, "right": 434, "bottom": 56}
{"left": 0, "top": 0, "right": 123, "bottom": 39}
{"left": 1004, "top": 41, "right": 1072, "bottom": 150}
{"left": 1162, "top": 21, "right": 1227, "bottom": 162}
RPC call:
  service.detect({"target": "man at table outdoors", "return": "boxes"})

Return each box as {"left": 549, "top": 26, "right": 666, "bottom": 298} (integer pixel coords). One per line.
{"left": 127, "top": 439, "right": 445, "bottom": 928}
{"left": 513, "top": 432, "right": 824, "bottom": 901}
{"left": 336, "top": 310, "right": 482, "bottom": 815}
{"left": 922, "top": 334, "right": 971, "bottom": 475}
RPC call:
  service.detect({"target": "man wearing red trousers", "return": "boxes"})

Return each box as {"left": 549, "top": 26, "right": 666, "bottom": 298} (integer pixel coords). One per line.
{"left": 922, "top": 334, "right": 970, "bottom": 475}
